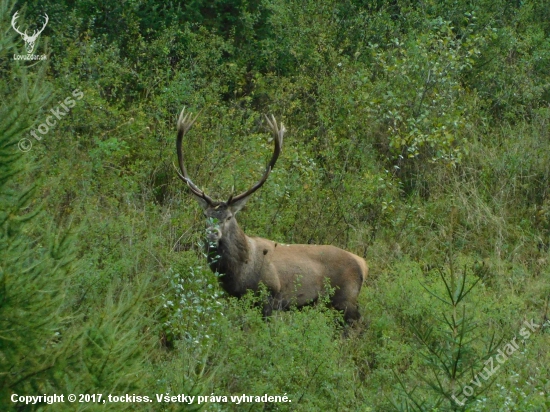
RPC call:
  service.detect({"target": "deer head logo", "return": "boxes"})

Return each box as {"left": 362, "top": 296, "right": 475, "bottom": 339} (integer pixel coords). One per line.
{"left": 11, "top": 11, "right": 49, "bottom": 54}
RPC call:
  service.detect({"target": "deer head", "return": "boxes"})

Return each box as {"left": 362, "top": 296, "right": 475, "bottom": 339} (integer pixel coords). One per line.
{"left": 11, "top": 11, "right": 49, "bottom": 54}
{"left": 175, "top": 108, "right": 285, "bottom": 246}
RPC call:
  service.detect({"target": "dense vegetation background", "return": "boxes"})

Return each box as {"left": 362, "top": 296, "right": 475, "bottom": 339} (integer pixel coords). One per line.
{"left": 1, "top": 0, "right": 549, "bottom": 410}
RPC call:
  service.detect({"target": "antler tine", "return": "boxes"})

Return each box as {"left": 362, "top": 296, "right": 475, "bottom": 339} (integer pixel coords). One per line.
{"left": 265, "top": 114, "right": 286, "bottom": 147}
{"left": 176, "top": 107, "right": 214, "bottom": 205}
{"left": 230, "top": 114, "right": 285, "bottom": 204}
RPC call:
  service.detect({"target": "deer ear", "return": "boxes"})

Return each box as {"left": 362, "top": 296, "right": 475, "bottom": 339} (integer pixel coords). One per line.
{"left": 193, "top": 194, "right": 210, "bottom": 210}
{"left": 228, "top": 195, "right": 249, "bottom": 214}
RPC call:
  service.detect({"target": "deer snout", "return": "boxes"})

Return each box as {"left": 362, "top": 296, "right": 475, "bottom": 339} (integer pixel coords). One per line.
{"left": 206, "top": 227, "right": 222, "bottom": 242}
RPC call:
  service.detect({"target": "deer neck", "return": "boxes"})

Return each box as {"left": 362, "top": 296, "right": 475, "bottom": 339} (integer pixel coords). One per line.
{"left": 207, "top": 219, "right": 249, "bottom": 282}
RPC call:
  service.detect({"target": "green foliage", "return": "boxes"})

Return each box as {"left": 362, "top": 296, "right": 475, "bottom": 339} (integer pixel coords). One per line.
{"left": 0, "top": 0, "right": 58, "bottom": 399}
{"left": 365, "top": 16, "right": 489, "bottom": 165}
{"left": 1, "top": 3, "right": 159, "bottom": 410}
{"left": 392, "top": 261, "right": 497, "bottom": 411}
{"left": 160, "top": 263, "right": 224, "bottom": 348}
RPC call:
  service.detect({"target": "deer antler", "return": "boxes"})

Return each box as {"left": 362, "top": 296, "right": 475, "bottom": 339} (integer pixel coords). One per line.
{"left": 229, "top": 114, "right": 285, "bottom": 204}
{"left": 176, "top": 107, "right": 215, "bottom": 206}
{"left": 11, "top": 12, "right": 48, "bottom": 40}
{"left": 30, "top": 13, "right": 49, "bottom": 40}
{"left": 176, "top": 108, "right": 285, "bottom": 206}
{"left": 11, "top": 11, "right": 27, "bottom": 37}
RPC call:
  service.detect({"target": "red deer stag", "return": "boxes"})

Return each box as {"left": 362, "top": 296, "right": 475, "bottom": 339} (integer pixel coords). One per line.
{"left": 176, "top": 108, "right": 368, "bottom": 323}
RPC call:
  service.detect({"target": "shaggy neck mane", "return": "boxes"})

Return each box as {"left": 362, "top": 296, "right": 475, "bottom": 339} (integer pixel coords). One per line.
{"left": 207, "top": 220, "right": 249, "bottom": 280}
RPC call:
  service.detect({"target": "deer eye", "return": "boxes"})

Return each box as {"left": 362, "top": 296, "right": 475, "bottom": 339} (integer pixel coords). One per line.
{"left": 226, "top": 216, "right": 232, "bottom": 221}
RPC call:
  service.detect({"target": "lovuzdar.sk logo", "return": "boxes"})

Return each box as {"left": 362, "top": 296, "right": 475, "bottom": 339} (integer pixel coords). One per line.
{"left": 11, "top": 10, "right": 48, "bottom": 60}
